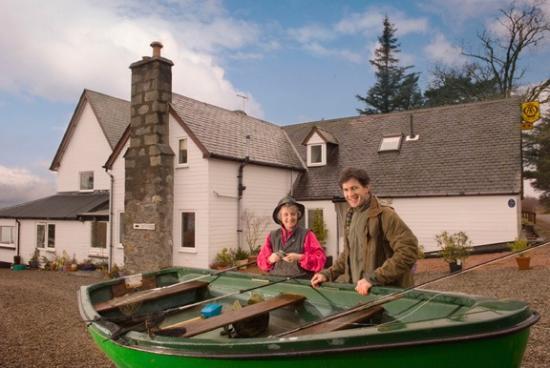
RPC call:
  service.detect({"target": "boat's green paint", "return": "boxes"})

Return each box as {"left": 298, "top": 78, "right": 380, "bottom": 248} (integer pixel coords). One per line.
{"left": 79, "top": 267, "right": 538, "bottom": 368}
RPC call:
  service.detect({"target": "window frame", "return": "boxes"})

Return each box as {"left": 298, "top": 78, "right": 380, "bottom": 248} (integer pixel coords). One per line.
{"left": 0, "top": 225, "right": 15, "bottom": 245}
{"left": 79, "top": 171, "right": 94, "bottom": 191}
{"left": 91, "top": 221, "right": 108, "bottom": 249}
{"left": 177, "top": 137, "right": 189, "bottom": 167}
{"left": 378, "top": 135, "right": 402, "bottom": 152}
{"left": 180, "top": 211, "right": 196, "bottom": 250}
{"left": 307, "top": 143, "right": 326, "bottom": 167}
{"left": 37, "top": 223, "right": 55, "bottom": 249}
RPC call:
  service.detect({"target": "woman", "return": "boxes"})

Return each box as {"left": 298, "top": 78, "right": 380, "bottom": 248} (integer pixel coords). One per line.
{"left": 257, "top": 196, "right": 326, "bottom": 277}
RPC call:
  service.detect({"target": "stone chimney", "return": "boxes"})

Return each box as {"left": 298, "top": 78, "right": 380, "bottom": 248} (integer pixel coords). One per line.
{"left": 123, "top": 42, "right": 174, "bottom": 273}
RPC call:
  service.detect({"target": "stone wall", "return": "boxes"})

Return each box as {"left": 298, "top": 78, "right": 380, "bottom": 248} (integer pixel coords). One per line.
{"left": 123, "top": 43, "right": 174, "bottom": 273}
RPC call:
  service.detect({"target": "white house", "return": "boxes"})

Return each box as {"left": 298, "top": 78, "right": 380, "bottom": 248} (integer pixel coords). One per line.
{"left": 0, "top": 44, "right": 522, "bottom": 270}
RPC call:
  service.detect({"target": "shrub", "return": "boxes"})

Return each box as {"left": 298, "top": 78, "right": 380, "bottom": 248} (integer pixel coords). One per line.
{"left": 509, "top": 239, "right": 530, "bottom": 257}
{"left": 435, "top": 231, "right": 472, "bottom": 263}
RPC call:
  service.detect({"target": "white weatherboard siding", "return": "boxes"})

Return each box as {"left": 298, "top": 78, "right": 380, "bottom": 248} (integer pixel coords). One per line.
{"left": 301, "top": 200, "right": 338, "bottom": 258}
{"left": 109, "top": 141, "right": 128, "bottom": 268}
{"left": 56, "top": 101, "right": 112, "bottom": 192}
{"left": 9, "top": 220, "right": 107, "bottom": 264}
{"left": 171, "top": 117, "right": 210, "bottom": 268}
{"left": 208, "top": 161, "right": 297, "bottom": 266}
{"left": 389, "top": 195, "right": 520, "bottom": 252}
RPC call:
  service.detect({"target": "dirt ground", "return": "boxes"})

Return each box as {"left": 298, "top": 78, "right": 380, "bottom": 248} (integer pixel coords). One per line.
{"left": 1, "top": 221, "right": 549, "bottom": 367}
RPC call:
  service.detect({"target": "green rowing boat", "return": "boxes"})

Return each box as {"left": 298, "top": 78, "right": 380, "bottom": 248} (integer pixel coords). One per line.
{"left": 78, "top": 267, "right": 538, "bottom": 368}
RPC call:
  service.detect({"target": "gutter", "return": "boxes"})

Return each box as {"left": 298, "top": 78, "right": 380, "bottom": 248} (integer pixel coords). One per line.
{"left": 236, "top": 156, "right": 249, "bottom": 249}
{"left": 105, "top": 168, "right": 114, "bottom": 272}
{"left": 14, "top": 218, "right": 21, "bottom": 264}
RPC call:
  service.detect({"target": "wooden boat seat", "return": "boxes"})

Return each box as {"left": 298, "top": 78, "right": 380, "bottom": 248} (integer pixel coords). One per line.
{"left": 168, "top": 293, "right": 306, "bottom": 338}
{"left": 282, "top": 305, "right": 384, "bottom": 337}
{"left": 94, "top": 281, "right": 209, "bottom": 313}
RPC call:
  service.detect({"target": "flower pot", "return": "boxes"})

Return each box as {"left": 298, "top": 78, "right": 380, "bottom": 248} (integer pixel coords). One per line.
{"left": 515, "top": 256, "right": 531, "bottom": 270}
{"left": 236, "top": 259, "right": 248, "bottom": 270}
{"left": 449, "top": 260, "right": 462, "bottom": 273}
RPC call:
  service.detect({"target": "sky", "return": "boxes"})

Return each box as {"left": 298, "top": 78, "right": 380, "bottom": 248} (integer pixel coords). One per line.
{"left": 0, "top": 0, "right": 549, "bottom": 207}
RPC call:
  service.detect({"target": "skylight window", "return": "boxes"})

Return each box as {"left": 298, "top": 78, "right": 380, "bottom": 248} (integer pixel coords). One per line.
{"left": 379, "top": 135, "right": 402, "bottom": 152}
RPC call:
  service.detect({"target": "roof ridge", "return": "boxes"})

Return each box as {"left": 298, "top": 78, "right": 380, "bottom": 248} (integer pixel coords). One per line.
{"left": 84, "top": 88, "right": 129, "bottom": 103}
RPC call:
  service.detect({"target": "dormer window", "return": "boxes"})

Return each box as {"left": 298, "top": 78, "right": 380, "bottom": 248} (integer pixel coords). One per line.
{"left": 378, "top": 135, "right": 402, "bottom": 152}
{"left": 307, "top": 143, "right": 326, "bottom": 166}
{"left": 80, "top": 171, "right": 94, "bottom": 190}
{"left": 302, "top": 126, "right": 338, "bottom": 167}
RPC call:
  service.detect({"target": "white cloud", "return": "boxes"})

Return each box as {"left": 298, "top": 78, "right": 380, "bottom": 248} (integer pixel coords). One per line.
{"left": 336, "top": 10, "right": 428, "bottom": 36}
{"left": 0, "top": 0, "right": 264, "bottom": 117}
{"left": 424, "top": 34, "right": 467, "bottom": 66}
{"left": 0, "top": 165, "right": 56, "bottom": 208}
{"left": 303, "top": 43, "right": 363, "bottom": 63}
{"left": 288, "top": 24, "right": 335, "bottom": 44}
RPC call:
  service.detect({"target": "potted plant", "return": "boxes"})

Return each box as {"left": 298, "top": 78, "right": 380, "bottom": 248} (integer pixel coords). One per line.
{"left": 509, "top": 239, "right": 531, "bottom": 270}
{"left": 232, "top": 247, "right": 250, "bottom": 270}
{"left": 211, "top": 248, "right": 233, "bottom": 270}
{"left": 28, "top": 249, "right": 40, "bottom": 269}
{"left": 436, "top": 231, "right": 472, "bottom": 273}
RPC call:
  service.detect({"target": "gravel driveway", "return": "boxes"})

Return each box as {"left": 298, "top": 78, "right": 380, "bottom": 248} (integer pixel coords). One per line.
{"left": 1, "top": 243, "right": 549, "bottom": 368}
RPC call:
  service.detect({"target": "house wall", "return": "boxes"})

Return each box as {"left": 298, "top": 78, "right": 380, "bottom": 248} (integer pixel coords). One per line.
{"left": 109, "top": 140, "right": 128, "bottom": 268}
{"left": 170, "top": 117, "right": 210, "bottom": 269}
{"left": 56, "top": 101, "right": 112, "bottom": 192}
{"left": 208, "top": 161, "right": 297, "bottom": 267}
{"left": 390, "top": 195, "right": 520, "bottom": 252}
{"left": 2, "top": 219, "right": 108, "bottom": 265}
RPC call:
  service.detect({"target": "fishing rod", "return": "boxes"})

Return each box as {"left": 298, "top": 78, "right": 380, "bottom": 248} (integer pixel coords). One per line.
{"left": 279, "top": 241, "right": 550, "bottom": 337}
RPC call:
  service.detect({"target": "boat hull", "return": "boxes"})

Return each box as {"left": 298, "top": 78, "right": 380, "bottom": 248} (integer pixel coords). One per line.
{"left": 88, "top": 321, "right": 534, "bottom": 368}
{"left": 79, "top": 267, "right": 538, "bottom": 368}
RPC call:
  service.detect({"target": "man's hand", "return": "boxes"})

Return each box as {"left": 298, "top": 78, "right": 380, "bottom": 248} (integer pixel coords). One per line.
{"left": 311, "top": 273, "right": 327, "bottom": 288}
{"left": 283, "top": 252, "right": 303, "bottom": 263}
{"left": 355, "top": 278, "right": 373, "bottom": 296}
{"left": 268, "top": 252, "right": 282, "bottom": 264}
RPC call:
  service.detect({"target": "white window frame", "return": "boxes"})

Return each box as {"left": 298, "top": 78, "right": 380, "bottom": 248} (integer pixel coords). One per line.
{"left": 91, "top": 221, "right": 108, "bottom": 249}
{"left": 378, "top": 135, "right": 402, "bottom": 152}
{"left": 0, "top": 225, "right": 15, "bottom": 245}
{"left": 79, "top": 171, "right": 94, "bottom": 191}
{"left": 180, "top": 211, "right": 196, "bottom": 251}
{"left": 306, "top": 208, "right": 324, "bottom": 230}
{"left": 37, "top": 223, "right": 55, "bottom": 250}
{"left": 176, "top": 137, "right": 189, "bottom": 167}
{"left": 307, "top": 143, "right": 326, "bottom": 167}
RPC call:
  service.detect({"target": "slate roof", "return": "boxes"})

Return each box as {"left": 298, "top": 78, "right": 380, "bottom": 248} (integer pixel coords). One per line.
{"left": 0, "top": 192, "right": 109, "bottom": 220}
{"left": 170, "top": 94, "right": 303, "bottom": 169}
{"left": 284, "top": 97, "right": 522, "bottom": 200}
{"left": 50, "top": 89, "right": 130, "bottom": 170}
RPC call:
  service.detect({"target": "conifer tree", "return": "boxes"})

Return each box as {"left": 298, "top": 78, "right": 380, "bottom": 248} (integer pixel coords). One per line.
{"left": 357, "top": 16, "right": 422, "bottom": 114}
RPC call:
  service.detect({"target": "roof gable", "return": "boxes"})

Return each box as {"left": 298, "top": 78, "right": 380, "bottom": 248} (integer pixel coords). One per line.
{"left": 301, "top": 126, "right": 339, "bottom": 145}
{"left": 50, "top": 89, "right": 129, "bottom": 171}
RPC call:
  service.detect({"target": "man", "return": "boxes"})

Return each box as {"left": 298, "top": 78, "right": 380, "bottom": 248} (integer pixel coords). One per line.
{"left": 311, "top": 167, "right": 419, "bottom": 295}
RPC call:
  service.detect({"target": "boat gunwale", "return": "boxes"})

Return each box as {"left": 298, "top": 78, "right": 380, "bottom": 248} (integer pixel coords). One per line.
{"left": 88, "top": 311, "right": 539, "bottom": 359}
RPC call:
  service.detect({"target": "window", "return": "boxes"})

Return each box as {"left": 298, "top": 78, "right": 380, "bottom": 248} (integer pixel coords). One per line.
{"left": 80, "top": 171, "right": 94, "bottom": 190}
{"left": 181, "top": 212, "right": 195, "bottom": 248}
{"left": 178, "top": 138, "right": 188, "bottom": 165}
{"left": 119, "top": 212, "right": 125, "bottom": 244}
{"left": 379, "top": 135, "right": 402, "bottom": 152}
{"left": 91, "top": 221, "right": 107, "bottom": 248}
{"left": 307, "top": 144, "right": 326, "bottom": 166}
{"left": 307, "top": 209, "right": 324, "bottom": 229}
{"left": 0, "top": 226, "right": 14, "bottom": 244}
{"left": 37, "top": 223, "right": 55, "bottom": 249}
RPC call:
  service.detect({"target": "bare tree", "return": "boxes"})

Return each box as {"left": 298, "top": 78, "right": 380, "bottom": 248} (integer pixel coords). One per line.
{"left": 241, "top": 210, "right": 270, "bottom": 255}
{"left": 463, "top": 2, "right": 550, "bottom": 97}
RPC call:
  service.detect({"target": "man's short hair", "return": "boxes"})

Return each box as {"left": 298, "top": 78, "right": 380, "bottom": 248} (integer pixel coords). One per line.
{"left": 338, "top": 167, "right": 370, "bottom": 188}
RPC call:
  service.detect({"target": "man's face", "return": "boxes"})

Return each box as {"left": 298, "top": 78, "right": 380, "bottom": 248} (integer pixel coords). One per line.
{"left": 342, "top": 178, "right": 370, "bottom": 208}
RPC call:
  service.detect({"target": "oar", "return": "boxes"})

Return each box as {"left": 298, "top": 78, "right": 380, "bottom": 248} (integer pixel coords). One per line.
{"left": 107, "top": 273, "right": 305, "bottom": 340}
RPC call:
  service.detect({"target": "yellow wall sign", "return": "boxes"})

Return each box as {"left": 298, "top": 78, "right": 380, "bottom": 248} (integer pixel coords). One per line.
{"left": 521, "top": 101, "right": 540, "bottom": 124}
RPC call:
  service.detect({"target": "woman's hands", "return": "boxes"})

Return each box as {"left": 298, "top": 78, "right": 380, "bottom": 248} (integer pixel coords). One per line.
{"left": 268, "top": 251, "right": 303, "bottom": 264}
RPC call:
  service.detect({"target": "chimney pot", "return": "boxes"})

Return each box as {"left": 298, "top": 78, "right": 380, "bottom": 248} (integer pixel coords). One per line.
{"left": 150, "top": 41, "right": 163, "bottom": 58}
